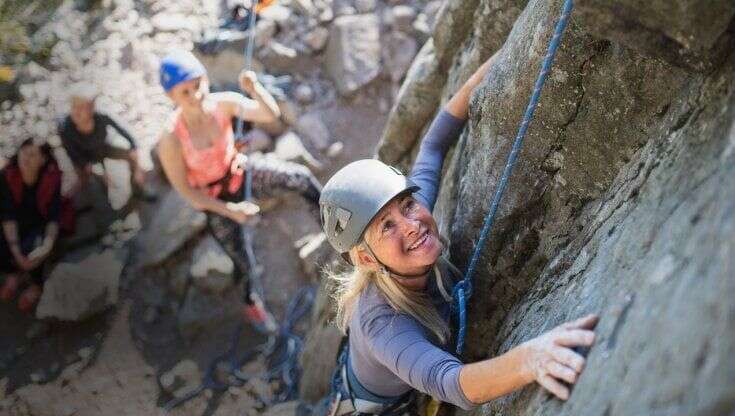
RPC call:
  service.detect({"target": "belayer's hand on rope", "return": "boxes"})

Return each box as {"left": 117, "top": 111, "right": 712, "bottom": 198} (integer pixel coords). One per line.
{"left": 225, "top": 200, "right": 260, "bottom": 224}
{"left": 239, "top": 69, "right": 260, "bottom": 97}
{"left": 519, "top": 314, "right": 598, "bottom": 400}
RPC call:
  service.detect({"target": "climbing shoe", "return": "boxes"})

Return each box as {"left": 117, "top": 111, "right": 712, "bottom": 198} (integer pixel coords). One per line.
{"left": 0, "top": 274, "right": 20, "bottom": 301}
{"left": 18, "top": 284, "right": 42, "bottom": 313}
{"left": 242, "top": 301, "right": 278, "bottom": 334}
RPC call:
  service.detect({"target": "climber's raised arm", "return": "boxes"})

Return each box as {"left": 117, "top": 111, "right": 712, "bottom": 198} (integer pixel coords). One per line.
{"left": 410, "top": 51, "right": 499, "bottom": 210}
{"left": 216, "top": 70, "right": 280, "bottom": 124}
{"left": 446, "top": 51, "right": 499, "bottom": 119}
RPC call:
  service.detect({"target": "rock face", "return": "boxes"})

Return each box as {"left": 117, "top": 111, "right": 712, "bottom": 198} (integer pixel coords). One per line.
{"left": 375, "top": 0, "right": 735, "bottom": 415}
{"left": 325, "top": 14, "right": 381, "bottom": 95}
{"left": 36, "top": 249, "right": 125, "bottom": 321}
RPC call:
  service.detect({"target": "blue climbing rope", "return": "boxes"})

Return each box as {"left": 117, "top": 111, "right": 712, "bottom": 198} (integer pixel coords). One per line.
{"left": 235, "top": 0, "right": 260, "bottom": 141}
{"left": 452, "top": 0, "right": 575, "bottom": 355}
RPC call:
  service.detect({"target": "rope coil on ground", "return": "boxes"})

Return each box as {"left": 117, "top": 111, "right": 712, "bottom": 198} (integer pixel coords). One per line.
{"left": 163, "top": 285, "right": 316, "bottom": 411}
{"left": 453, "top": 0, "right": 574, "bottom": 355}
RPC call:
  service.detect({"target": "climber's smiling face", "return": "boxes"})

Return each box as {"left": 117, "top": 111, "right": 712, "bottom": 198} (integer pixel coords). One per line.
{"left": 359, "top": 194, "right": 442, "bottom": 277}
{"left": 167, "top": 76, "right": 210, "bottom": 110}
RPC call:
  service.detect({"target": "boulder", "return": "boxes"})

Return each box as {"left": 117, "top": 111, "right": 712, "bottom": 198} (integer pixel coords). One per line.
{"left": 303, "top": 26, "right": 329, "bottom": 52}
{"left": 259, "top": 5, "right": 293, "bottom": 26}
{"left": 295, "top": 112, "right": 331, "bottom": 150}
{"left": 324, "top": 14, "right": 381, "bottom": 96}
{"left": 195, "top": 30, "right": 267, "bottom": 86}
{"left": 258, "top": 41, "right": 299, "bottom": 72}
{"left": 189, "top": 235, "right": 235, "bottom": 295}
{"left": 292, "top": 0, "right": 318, "bottom": 17}
{"left": 36, "top": 249, "right": 125, "bottom": 321}
{"left": 261, "top": 401, "right": 301, "bottom": 416}
{"left": 137, "top": 190, "right": 206, "bottom": 267}
{"left": 388, "top": 5, "right": 416, "bottom": 33}
{"left": 150, "top": 13, "right": 201, "bottom": 33}
{"left": 383, "top": 30, "right": 418, "bottom": 83}
{"left": 294, "top": 232, "right": 332, "bottom": 280}
{"left": 274, "top": 132, "right": 324, "bottom": 171}
{"left": 354, "top": 0, "right": 376, "bottom": 13}
{"left": 293, "top": 83, "right": 315, "bottom": 104}
{"left": 160, "top": 360, "right": 201, "bottom": 399}
{"left": 298, "top": 277, "right": 342, "bottom": 401}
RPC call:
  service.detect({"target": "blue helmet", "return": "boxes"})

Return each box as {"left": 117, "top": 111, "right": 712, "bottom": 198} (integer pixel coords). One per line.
{"left": 159, "top": 50, "right": 206, "bottom": 92}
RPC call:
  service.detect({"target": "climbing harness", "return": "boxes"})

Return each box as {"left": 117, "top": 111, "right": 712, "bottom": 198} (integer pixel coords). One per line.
{"left": 324, "top": 261, "right": 456, "bottom": 415}
{"left": 162, "top": 285, "right": 316, "bottom": 411}
{"left": 452, "top": 0, "right": 575, "bottom": 355}
{"left": 326, "top": 336, "right": 416, "bottom": 416}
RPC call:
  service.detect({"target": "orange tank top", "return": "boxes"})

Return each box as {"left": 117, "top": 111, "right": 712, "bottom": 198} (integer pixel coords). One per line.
{"left": 173, "top": 108, "right": 243, "bottom": 197}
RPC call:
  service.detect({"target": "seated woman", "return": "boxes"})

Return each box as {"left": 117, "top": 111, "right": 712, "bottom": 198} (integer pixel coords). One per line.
{"left": 0, "top": 139, "right": 63, "bottom": 313}
{"left": 58, "top": 83, "right": 153, "bottom": 206}
{"left": 318, "top": 52, "right": 598, "bottom": 414}
{"left": 156, "top": 50, "right": 322, "bottom": 333}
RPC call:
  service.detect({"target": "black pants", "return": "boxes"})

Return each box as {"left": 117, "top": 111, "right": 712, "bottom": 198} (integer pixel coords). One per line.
{"left": 206, "top": 155, "right": 321, "bottom": 304}
{"left": 0, "top": 227, "right": 47, "bottom": 285}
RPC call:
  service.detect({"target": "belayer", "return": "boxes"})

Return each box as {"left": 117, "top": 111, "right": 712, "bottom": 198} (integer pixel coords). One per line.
{"left": 316, "top": 52, "right": 598, "bottom": 414}
{"left": 156, "top": 50, "right": 322, "bottom": 333}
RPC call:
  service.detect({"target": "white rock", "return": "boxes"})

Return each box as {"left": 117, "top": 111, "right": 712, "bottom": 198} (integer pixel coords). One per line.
{"left": 36, "top": 250, "right": 124, "bottom": 321}
{"left": 296, "top": 112, "right": 331, "bottom": 150}
{"left": 296, "top": 232, "right": 331, "bottom": 280}
{"left": 325, "top": 14, "right": 381, "bottom": 96}
{"left": 259, "top": 41, "right": 299, "bottom": 71}
{"left": 292, "top": 0, "right": 318, "bottom": 16}
{"left": 160, "top": 360, "right": 201, "bottom": 399}
{"left": 190, "top": 235, "right": 235, "bottom": 295}
{"left": 255, "top": 19, "right": 278, "bottom": 46}
{"left": 303, "top": 26, "right": 329, "bottom": 52}
{"left": 294, "top": 84, "right": 315, "bottom": 104}
{"left": 137, "top": 190, "right": 207, "bottom": 267}
{"left": 275, "top": 132, "right": 323, "bottom": 171}
{"left": 151, "top": 13, "right": 201, "bottom": 33}
{"left": 383, "top": 30, "right": 418, "bottom": 82}
{"left": 335, "top": 5, "right": 356, "bottom": 16}
{"left": 259, "top": 5, "right": 293, "bottom": 25}
{"left": 319, "top": 6, "right": 334, "bottom": 22}
{"left": 390, "top": 5, "right": 416, "bottom": 32}
{"left": 354, "top": 0, "right": 376, "bottom": 13}
{"left": 326, "top": 141, "right": 344, "bottom": 158}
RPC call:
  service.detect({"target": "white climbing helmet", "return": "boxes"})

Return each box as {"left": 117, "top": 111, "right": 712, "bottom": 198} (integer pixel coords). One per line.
{"left": 319, "top": 159, "right": 419, "bottom": 257}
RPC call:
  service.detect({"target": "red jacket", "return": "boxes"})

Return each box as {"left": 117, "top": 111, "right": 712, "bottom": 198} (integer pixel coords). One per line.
{"left": 3, "top": 161, "right": 75, "bottom": 235}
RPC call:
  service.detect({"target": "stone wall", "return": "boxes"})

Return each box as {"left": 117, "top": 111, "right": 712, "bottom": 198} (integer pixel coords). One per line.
{"left": 376, "top": 0, "right": 735, "bottom": 414}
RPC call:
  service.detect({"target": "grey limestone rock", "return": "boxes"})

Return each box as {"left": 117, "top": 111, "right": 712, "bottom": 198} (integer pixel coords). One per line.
{"left": 375, "top": 0, "right": 735, "bottom": 414}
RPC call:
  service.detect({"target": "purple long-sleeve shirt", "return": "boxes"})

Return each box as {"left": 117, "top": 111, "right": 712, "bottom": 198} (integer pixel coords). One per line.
{"left": 348, "top": 110, "right": 475, "bottom": 410}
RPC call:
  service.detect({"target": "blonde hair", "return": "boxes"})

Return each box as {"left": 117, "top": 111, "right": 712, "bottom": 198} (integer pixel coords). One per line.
{"left": 69, "top": 83, "right": 98, "bottom": 103}
{"left": 331, "top": 242, "right": 450, "bottom": 344}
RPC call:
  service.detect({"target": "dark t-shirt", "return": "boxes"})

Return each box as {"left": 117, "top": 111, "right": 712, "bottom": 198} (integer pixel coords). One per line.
{"left": 58, "top": 113, "right": 136, "bottom": 167}
{"left": 0, "top": 168, "right": 60, "bottom": 236}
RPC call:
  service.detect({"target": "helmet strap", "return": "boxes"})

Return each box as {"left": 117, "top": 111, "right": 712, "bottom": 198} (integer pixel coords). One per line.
{"left": 362, "top": 241, "right": 432, "bottom": 281}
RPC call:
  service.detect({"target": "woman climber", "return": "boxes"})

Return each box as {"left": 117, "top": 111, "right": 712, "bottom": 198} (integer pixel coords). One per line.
{"left": 0, "top": 139, "right": 65, "bottom": 313}
{"left": 317, "top": 52, "right": 599, "bottom": 414}
{"left": 156, "top": 50, "right": 322, "bottom": 333}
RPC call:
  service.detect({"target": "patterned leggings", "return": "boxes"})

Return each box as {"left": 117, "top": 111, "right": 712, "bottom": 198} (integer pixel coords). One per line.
{"left": 206, "top": 154, "right": 321, "bottom": 304}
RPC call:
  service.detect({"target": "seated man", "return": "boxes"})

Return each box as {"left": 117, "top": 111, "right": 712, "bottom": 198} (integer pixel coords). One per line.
{"left": 0, "top": 139, "right": 63, "bottom": 312}
{"left": 58, "top": 83, "right": 153, "bottom": 208}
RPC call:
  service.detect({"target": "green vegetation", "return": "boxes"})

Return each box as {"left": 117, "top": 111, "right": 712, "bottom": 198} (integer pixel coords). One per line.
{"left": 0, "top": 0, "right": 63, "bottom": 65}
